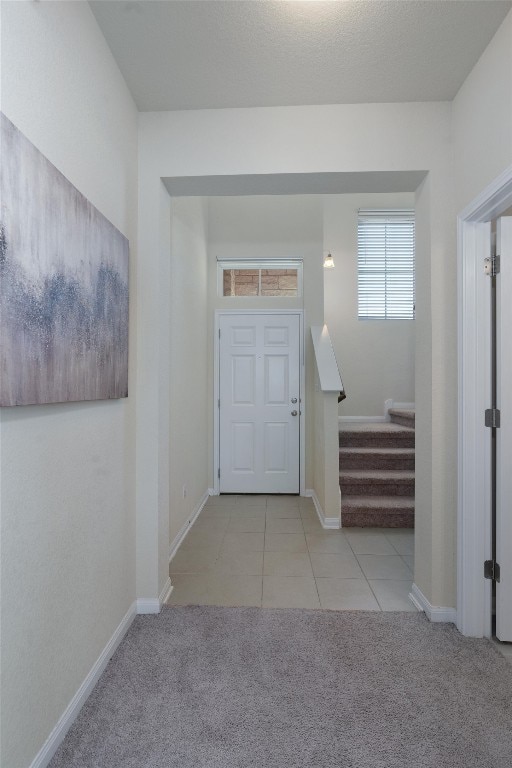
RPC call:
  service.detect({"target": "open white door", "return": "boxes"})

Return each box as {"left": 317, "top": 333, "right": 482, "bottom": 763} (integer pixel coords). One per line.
{"left": 496, "top": 216, "right": 512, "bottom": 641}
{"left": 219, "top": 313, "right": 301, "bottom": 494}
{"left": 457, "top": 169, "right": 512, "bottom": 639}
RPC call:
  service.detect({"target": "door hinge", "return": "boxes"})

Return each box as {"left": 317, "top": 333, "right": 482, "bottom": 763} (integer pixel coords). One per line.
{"left": 218, "top": 468, "right": 220, "bottom": 478}
{"left": 485, "top": 408, "right": 501, "bottom": 428}
{"left": 484, "top": 559, "right": 501, "bottom": 582}
{"left": 484, "top": 254, "right": 500, "bottom": 276}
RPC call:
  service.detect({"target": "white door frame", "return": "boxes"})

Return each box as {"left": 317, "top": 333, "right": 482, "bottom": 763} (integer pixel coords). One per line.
{"left": 457, "top": 164, "right": 512, "bottom": 637}
{"left": 213, "top": 309, "right": 305, "bottom": 497}
{"left": 496, "top": 216, "right": 512, "bottom": 641}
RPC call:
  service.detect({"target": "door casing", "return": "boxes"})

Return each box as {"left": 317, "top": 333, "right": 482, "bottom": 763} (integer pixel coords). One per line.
{"left": 495, "top": 215, "right": 512, "bottom": 641}
{"left": 213, "top": 309, "right": 305, "bottom": 496}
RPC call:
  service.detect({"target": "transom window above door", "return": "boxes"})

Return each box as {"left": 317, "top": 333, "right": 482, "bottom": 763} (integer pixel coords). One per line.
{"left": 217, "top": 260, "right": 303, "bottom": 298}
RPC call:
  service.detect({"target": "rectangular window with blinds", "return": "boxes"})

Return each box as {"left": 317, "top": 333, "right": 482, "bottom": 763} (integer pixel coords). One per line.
{"left": 357, "top": 209, "right": 415, "bottom": 320}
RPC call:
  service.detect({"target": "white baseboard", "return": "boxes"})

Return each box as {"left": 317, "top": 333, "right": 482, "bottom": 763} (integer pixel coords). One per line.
{"left": 29, "top": 601, "right": 137, "bottom": 768}
{"left": 341, "top": 401, "right": 416, "bottom": 425}
{"left": 208, "top": 487, "right": 217, "bottom": 496}
{"left": 339, "top": 416, "right": 387, "bottom": 424}
{"left": 409, "top": 583, "right": 457, "bottom": 623}
{"left": 136, "top": 598, "right": 160, "bottom": 614}
{"left": 159, "top": 577, "right": 173, "bottom": 606}
{"left": 305, "top": 489, "right": 341, "bottom": 529}
{"left": 169, "top": 489, "right": 210, "bottom": 563}
{"left": 137, "top": 575, "right": 178, "bottom": 615}
{"left": 137, "top": 576, "right": 175, "bottom": 615}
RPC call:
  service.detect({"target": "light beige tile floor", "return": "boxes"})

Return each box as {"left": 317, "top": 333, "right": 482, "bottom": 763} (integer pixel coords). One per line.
{"left": 167, "top": 495, "right": 417, "bottom": 612}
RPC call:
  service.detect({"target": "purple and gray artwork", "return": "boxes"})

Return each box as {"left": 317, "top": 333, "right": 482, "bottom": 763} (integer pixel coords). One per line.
{"left": 0, "top": 113, "right": 129, "bottom": 406}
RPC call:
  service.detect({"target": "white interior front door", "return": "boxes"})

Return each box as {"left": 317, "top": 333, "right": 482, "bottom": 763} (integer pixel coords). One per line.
{"left": 219, "top": 313, "right": 301, "bottom": 493}
{"left": 496, "top": 215, "right": 512, "bottom": 641}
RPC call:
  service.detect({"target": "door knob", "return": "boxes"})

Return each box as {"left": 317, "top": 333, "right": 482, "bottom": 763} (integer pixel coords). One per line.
{"left": 291, "top": 410, "right": 298, "bottom": 416}
{"left": 291, "top": 397, "right": 297, "bottom": 403}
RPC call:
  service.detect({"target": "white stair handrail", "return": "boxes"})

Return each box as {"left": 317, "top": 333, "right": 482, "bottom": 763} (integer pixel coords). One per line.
{"left": 310, "top": 325, "right": 345, "bottom": 395}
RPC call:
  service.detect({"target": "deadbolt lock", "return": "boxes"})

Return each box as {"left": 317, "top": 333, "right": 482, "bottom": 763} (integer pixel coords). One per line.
{"left": 291, "top": 397, "right": 297, "bottom": 403}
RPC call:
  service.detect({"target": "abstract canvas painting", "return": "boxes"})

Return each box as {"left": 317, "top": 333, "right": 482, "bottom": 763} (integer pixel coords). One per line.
{"left": 0, "top": 113, "right": 129, "bottom": 406}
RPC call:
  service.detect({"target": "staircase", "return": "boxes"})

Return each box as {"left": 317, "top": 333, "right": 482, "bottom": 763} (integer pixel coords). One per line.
{"left": 339, "top": 409, "right": 415, "bottom": 528}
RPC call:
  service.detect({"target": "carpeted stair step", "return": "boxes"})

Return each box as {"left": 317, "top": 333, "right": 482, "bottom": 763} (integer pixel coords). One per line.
{"left": 340, "top": 470, "right": 415, "bottom": 497}
{"left": 341, "top": 496, "right": 415, "bottom": 528}
{"left": 339, "top": 422, "right": 415, "bottom": 449}
{"left": 339, "top": 447, "right": 415, "bottom": 471}
{"left": 388, "top": 408, "right": 415, "bottom": 428}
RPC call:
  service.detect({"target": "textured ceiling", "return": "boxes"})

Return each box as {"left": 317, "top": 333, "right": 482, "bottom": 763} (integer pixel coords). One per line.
{"left": 90, "top": 0, "right": 512, "bottom": 111}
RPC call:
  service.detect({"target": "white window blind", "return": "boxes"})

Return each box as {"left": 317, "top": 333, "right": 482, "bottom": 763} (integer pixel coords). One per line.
{"left": 357, "top": 209, "right": 415, "bottom": 320}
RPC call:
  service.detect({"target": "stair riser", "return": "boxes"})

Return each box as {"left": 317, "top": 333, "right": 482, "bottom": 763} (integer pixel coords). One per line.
{"left": 341, "top": 482, "right": 415, "bottom": 497}
{"left": 340, "top": 434, "right": 415, "bottom": 449}
{"left": 389, "top": 414, "right": 415, "bottom": 428}
{"left": 339, "top": 453, "right": 415, "bottom": 471}
{"left": 339, "top": 419, "right": 415, "bottom": 528}
{"left": 342, "top": 509, "right": 414, "bottom": 528}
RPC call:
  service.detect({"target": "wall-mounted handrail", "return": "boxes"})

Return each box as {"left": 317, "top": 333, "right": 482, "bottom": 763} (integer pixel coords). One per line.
{"left": 311, "top": 325, "right": 346, "bottom": 398}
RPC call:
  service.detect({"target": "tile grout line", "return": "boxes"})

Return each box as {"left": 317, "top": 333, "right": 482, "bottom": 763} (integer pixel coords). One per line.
{"left": 347, "top": 532, "right": 408, "bottom": 603}
{"left": 345, "top": 536, "right": 384, "bottom": 611}
{"left": 304, "top": 517, "right": 323, "bottom": 608}
{"left": 215, "top": 509, "right": 233, "bottom": 569}
{"left": 366, "top": 577, "right": 385, "bottom": 611}
{"left": 399, "top": 553, "right": 414, "bottom": 576}
{"left": 260, "top": 497, "right": 269, "bottom": 606}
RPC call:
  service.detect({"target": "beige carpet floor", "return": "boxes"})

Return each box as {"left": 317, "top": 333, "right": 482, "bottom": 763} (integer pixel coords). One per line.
{"left": 50, "top": 607, "right": 512, "bottom": 767}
